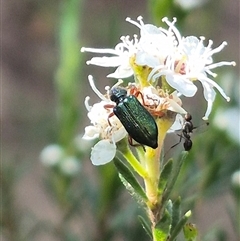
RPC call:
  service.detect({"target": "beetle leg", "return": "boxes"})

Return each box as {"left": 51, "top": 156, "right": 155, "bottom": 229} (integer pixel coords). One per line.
{"left": 128, "top": 135, "right": 146, "bottom": 152}
{"left": 107, "top": 112, "right": 115, "bottom": 126}
{"left": 104, "top": 104, "right": 115, "bottom": 109}
{"left": 104, "top": 104, "right": 115, "bottom": 126}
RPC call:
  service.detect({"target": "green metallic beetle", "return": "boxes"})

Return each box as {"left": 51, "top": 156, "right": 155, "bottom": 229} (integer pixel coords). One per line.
{"left": 109, "top": 86, "right": 158, "bottom": 149}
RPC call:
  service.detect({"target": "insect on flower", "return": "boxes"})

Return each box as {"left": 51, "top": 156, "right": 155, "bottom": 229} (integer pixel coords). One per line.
{"left": 171, "top": 113, "right": 195, "bottom": 151}
{"left": 181, "top": 113, "right": 195, "bottom": 151}
{"left": 106, "top": 86, "right": 158, "bottom": 149}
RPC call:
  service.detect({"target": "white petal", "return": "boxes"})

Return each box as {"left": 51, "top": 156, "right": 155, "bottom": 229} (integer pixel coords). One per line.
{"left": 90, "top": 140, "right": 116, "bottom": 165}
{"left": 82, "top": 126, "right": 99, "bottom": 140}
{"left": 199, "top": 75, "right": 230, "bottom": 102}
{"left": 168, "top": 114, "right": 184, "bottom": 132}
{"left": 81, "top": 47, "right": 119, "bottom": 55}
{"left": 167, "top": 98, "right": 187, "bottom": 114}
{"left": 166, "top": 74, "right": 197, "bottom": 97}
{"left": 200, "top": 80, "right": 216, "bottom": 120}
{"left": 87, "top": 56, "right": 122, "bottom": 67}
{"left": 135, "top": 52, "right": 160, "bottom": 67}
{"left": 107, "top": 66, "right": 133, "bottom": 78}
{"left": 112, "top": 127, "right": 127, "bottom": 142}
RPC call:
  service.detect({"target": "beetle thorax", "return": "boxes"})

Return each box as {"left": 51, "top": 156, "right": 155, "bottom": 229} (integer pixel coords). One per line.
{"left": 110, "top": 87, "right": 127, "bottom": 105}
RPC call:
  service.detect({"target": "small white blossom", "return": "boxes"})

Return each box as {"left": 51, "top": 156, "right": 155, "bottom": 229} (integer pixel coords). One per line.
{"left": 231, "top": 170, "right": 240, "bottom": 187}
{"left": 82, "top": 76, "right": 127, "bottom": 165}
{"left": 126, "top": 16, "right": 177, "bottom": 68}
{"left": 40, "top": 144, "right": 64, "bottom": 167}
{"left": 213, "top": 107, "right": 240, "bottom": 144}
{"left": 175, "top": 0, "right": 207, "bottom": 10}
{"left": 81, "top": 35, "right": 139, "bottom": 78}
{"left": 59, "top": 156, "right": 81, "bottom": 176}
{"left": 149, "top": 20, "right": 236, "bottom": 119}
{"left": 74, "top": 134, "right": 94, "bottom": 152}
{"left": 140, "top": 86, "right": 187, "bottom": 115}
{"left": 140, "top": 17, "right": 235, "bottom": 120}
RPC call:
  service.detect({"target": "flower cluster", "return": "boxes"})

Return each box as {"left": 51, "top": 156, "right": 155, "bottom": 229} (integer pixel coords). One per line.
{"left": 81, "top": 16, "right": 235, "bottom": 120}
{"left": 81, "top": 16, "right": 235, "bottom": 166}
{"left": 40, "top": 144, "right": 81, "bottom": 176}
{"left": 83, "top": 75, "right": 186, "bottom": 165}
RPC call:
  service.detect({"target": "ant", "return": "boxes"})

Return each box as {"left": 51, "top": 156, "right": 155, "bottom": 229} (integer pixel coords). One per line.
{"left": 172, "top": 113, "right": 195, "bottom": 151}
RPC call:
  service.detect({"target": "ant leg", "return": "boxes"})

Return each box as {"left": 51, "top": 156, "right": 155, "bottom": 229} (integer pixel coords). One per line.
{"left": 170, "top": 133, "right": 183, "bottom": 149}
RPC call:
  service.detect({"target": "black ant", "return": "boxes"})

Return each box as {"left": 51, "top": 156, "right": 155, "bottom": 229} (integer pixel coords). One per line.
{"left": 172, "top": 113, "right": 195, "bottom": 151}
{"left": 181, "top": 113, "right": 194, "bottom": 151}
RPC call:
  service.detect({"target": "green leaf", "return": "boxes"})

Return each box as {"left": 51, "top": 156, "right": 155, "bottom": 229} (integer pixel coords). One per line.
{"left": 153, "top": 209, "right": 172, "bottom": 241}
{"left": 162, "top": 152, "right": 188, "bottom": 203}
{"left": 138, "top": 215, "right": 152, "bottom": 239}
{"left": 113, "top": 158, "right": 148, "bottom": 201}
{"left": 169, "top": 210, "right": 192, "bottom": 241}
{"left": 158, "top": 159, "right": 173, "bottom": 195}
{"left": 171, "top": 197, "right": 181, "bottom": 232}
{"left": 183, "top": 223, "right": 198, "bottom": 241}
{"left": 165, "top": 199, "right": 173, "bottom": 218}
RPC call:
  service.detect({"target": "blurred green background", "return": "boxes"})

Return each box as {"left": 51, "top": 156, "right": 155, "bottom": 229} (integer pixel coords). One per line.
{"left": 2, "top": 0, "right": 239, "bottom": 240}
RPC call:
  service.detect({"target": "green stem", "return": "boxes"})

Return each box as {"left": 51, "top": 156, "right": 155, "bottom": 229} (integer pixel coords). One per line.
{"left": 144, "top": 116, "right": 173, "bottom": 209}
{"left": 118, "top": 143, "right": 148, "bottom": 178}
{"left": 55, "top": 0, "right": 83, "bottom": 146}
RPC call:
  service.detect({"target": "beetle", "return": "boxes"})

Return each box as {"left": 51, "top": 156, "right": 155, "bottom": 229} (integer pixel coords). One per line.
{"left": 108, "top": 86, "right": 158, "bottom": 149}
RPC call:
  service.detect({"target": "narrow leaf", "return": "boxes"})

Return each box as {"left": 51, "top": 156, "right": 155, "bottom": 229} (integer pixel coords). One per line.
{"left": 163, "top": 152, "right": 188, "bottom": 203}
{"left": 113, "top": 158, "right": 147, "bottom": 201}
{"left": 158, "top": 159, "right": 173, "bottom": 195}
{"left": 171, "top": 197, "right": 181, "bottom": 232}
{"left": 169, "top": 210, "right": 192, "bottom": 241}
{"left": 153, "top": 209, "right": 172, "bottom": 241}
{"left": 138, "top": 215, "right": 152, "bottom": 239}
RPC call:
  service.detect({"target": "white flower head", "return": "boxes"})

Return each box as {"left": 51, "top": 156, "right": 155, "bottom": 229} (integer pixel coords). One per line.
{"left": 175, "top": 0, "right": 207, "bottom": 10}
{"left": 81, "top": 35, "right": 139, "bottom": 78}
{"left": 231, "top": 170, "right": 240, "bottom": 187}
{"left": 83, "top": 76, "right": 127, "bottom": 165}
{"left": 107, "top": 16, "right": 235, "bottom": 120}
{"left": 74, "top": 134, "right": 94, "bottom": 153}
{"left": 149, "top": 19, "right": 236, "bottom": 119}
{"left": 138, "top": 85, "right": 187, "bottom": 117}
{"left": 59, "top": 156, "right": 81, "bottom": 176}
{"left": 126, "top": 16, "right": 178, "bottom": 68}
{"left": 40, "top": 144, "right": 64, "bottom": 167}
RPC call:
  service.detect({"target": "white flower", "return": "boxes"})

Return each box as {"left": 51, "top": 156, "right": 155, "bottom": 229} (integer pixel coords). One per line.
{"left": 150, "top": 21, "right": 235, "bottom": 119}
{"left": 40, "top": 144, "right": 64, "bottom": 167}
{"left": 59, "top": 156, "right": 81, "bottom": 176}
{"left": 74, "top": 134, "right": 93, "bottom": 153}
{"left": 175, "top": 0, "right": 207, "bottom": 10}
{"left": 81, "top": 35, "right": 139, "bottom": 78}
{"left": 126, "top": 16, "right": 177, "bottom": 69}
{"left": 140, "top": 86, "right": 187, "bottom": 116}
{"left": 231, "top": 170, "right": 240, "bottom": 187}
{"left": 213, "top": 107, "right": 240, "bottom": 144}
{"left": 83, "top": 76, "right": 127, "bottom": 165}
